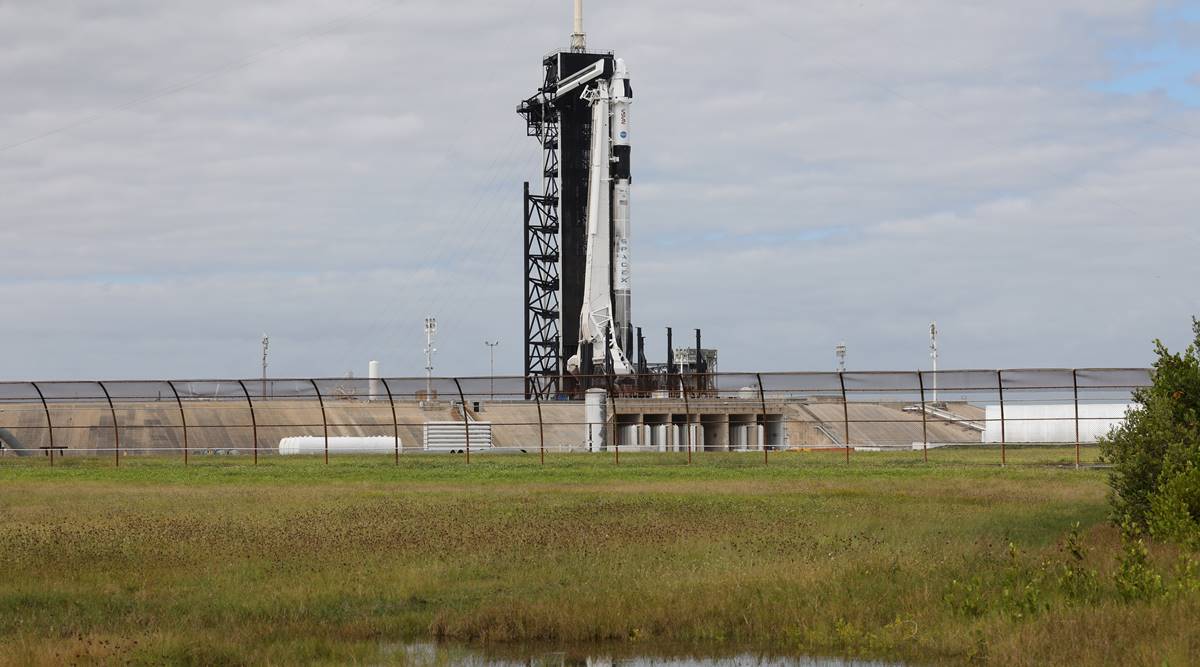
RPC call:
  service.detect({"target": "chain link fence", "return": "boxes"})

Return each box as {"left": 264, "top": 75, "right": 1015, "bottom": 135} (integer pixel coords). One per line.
{"left": 0, "top": 368, "right": 1151, "bottom": 467}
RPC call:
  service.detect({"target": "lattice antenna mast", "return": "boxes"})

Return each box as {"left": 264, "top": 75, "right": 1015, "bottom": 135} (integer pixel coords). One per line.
{"left": 836, "top": 342, "right": 847, "bottom": 373}
{"left": 424, "top": 317, "right": 438, "bottom": 398}
{"left": 570, "top": 0, "right": 586, "bottom": 52}
{"left": 261, "top": 334, "right": 269, "bottom": 397}
{"left": 929, "top": 322, "right": 939, "bottom": 403}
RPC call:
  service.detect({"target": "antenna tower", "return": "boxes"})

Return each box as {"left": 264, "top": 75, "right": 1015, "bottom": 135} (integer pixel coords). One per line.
{"left": 929, "top": 322, "right": 939, "bottom": 403}
{"left": 424, "top": 317, "right": 438, "bottom": 398}
{"left": 261, "top": 334, "right": 269, "bottom": 397}
{"left": 424, "top": 316, "right": 439, "bottom": 398}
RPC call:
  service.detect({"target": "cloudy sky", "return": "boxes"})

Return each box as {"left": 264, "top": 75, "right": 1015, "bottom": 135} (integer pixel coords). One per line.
{"left": 1, "top": 0, "right": 1198, "bottom": 380}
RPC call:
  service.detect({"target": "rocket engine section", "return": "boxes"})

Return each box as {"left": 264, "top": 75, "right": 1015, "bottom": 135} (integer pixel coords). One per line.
{"left": 570, "top": 58, "right": 635, "bottom": 376}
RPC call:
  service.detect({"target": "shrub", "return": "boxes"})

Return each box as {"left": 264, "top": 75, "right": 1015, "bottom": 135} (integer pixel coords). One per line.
{"left": 1099, "top": 319, "right": 1200, "bottom": 540}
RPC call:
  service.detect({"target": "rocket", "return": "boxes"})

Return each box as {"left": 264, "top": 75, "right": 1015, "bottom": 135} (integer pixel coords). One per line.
{"left": 573, "top": 58, "right": 635, "bottom": 376}
{"left": 610, "top": 59, "right": 634, "bottom": 359}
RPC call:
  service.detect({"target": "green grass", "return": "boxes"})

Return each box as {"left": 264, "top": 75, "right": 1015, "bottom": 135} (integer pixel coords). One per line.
{"left": 0, "top": 450, "right": 1196, "bottom": 666}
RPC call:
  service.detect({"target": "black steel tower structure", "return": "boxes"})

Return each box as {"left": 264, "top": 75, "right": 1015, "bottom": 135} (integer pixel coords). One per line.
{"left": 519, "top": 42, "right": 614, "bottom": 398}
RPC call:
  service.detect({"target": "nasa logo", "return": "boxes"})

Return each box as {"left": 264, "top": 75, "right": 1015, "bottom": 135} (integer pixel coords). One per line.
{"left": 620, "top": 131, "right": 628, "bottom": 139}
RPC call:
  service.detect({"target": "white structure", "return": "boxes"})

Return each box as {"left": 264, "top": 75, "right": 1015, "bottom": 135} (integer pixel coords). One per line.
{"left": 570, "top": 0, "right": 586, "bottom": 51}
{"left": 279, "top": 436, "right": 397, "bottom": 455}
{"left": 423, "top": 422, "right": 494, "bottom": 451}
{"left": 983, "top": 404, "right": 1131, "bottom": 443}
{"left": 585, "top": 388, "right": 607, "bottom": 451}
{"left": 368, "top": 360, "right": 382, "bottom": 401}
{"left": 424, "top": 316, "right": 437, "bottom": 398}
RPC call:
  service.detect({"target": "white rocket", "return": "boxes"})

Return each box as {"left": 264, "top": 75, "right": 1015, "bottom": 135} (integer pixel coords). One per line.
{"left": 559, "top": 3, "right": 636, "bottom": 377}
{"left": 571, "top": 58, "right": 635, "bottom": 376}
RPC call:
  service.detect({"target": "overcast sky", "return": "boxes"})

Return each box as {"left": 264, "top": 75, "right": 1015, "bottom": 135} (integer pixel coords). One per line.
{"left": 1, "top": 0, "right": 1198, "bottom": 380}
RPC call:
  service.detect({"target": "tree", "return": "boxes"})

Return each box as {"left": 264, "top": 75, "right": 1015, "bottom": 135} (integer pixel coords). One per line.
{"left": 1100, "top": 320, "right": 1200, "bottom": 544}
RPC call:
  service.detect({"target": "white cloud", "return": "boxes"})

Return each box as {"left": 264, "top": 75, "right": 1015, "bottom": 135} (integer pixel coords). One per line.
{"left": 0, "top": 0, "right": 1196, "bottom": 379}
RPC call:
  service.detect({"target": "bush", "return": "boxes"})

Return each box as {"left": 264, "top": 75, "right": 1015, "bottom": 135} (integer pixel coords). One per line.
{"left": 1099, "top": 319, "right": 1200, "bottom": 542}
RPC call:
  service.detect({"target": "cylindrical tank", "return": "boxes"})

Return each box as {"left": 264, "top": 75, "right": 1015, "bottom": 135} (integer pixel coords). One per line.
{"left": 279, "top": 436, "right": 398, "bottom": 456}
{"left": 368, "top": 361, "right": 382, "bottom": 402}
{"left": 585, "top": 389, "right": 607, "bottom": 452}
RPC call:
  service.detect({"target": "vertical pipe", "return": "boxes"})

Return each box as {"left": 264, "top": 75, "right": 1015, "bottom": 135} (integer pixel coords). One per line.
{"left": 917, "top": 372, "right": 929, "bottom": 464}
{"left": 453, "top": 378, "right": 471, "bottom": 464}
{"left": 838, "top": 372, "right": 850, "bottom": 463}
{"left": 381, "top": 378, "right": 400, "bottom": 465}
{"left": 679, "top": 374, "right": 692, "bottom": 465}
{"left": 534, "top": 388, "right": 545, "bottom": 465}
{"left": 98, "top": 382, "right": 120, "bottom": 467}
{"left": 166, "top": 381, "right": 188, "bottom": 465}
{"left": 997, "top": 370, "right": 1006, "bottom": 467}
{"left": 30, "top": 382, "right": 54, "bottom": 464}
{"left": 756, "top": 373, "right": 769, "bottom": 465}
{"left": 237, "top": 380, "right": 258, "bottom": 465}
{"left": 310, "top": 379, "right": 329, "bottom": 465}
{"left": 1072, "top": 369, "right": 1081, "bottom": 469}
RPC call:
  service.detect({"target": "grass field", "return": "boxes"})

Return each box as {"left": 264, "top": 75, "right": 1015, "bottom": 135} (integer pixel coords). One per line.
{"left": 1, "top": 449, "right": 1197, "bottom": 665}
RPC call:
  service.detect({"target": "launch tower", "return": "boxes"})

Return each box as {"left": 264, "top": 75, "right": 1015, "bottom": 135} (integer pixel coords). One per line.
{"left": 518, "top": 0, "right": 636, "bottom": 398}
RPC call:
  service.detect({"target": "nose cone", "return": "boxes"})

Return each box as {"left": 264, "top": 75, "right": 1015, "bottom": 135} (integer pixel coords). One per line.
{"left": 615, "top": 58, "right": 629, "bottom": 79}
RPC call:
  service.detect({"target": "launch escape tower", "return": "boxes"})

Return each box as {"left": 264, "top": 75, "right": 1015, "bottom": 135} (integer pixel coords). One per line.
{"left": 518, "top": 1, "right": 621, "bottom": 398}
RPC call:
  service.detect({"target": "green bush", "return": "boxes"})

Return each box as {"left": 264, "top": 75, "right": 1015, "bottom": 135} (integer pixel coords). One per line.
{"left": 1099, "top": 319, "right": 1200, "bottom": 542}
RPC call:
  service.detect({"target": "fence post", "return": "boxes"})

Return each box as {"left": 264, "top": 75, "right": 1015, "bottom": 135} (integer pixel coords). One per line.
{"left": 533, "top": 383, "right": 545, "bottom": 465}
{"left": 310, "top": 379, "right": 329, "bottom": 465}
{"left": 756, "top": 373, "right": 769, "bottom": 465}
{"left": 1072, "top": 369, "right": 1081, "bottom": 469}
{"left": 30, "top": 382, "right": 54, "bottom": 466}
{"left": 453, "top": 378, "right": 471, "bottom": 464}
{"left": 679, "top": 374, "right": 692, "bottom": 465}
{"left": 838, "top": 372, "right": 850, "bottom": 463}
{"left": 381, "top": 378, "right": 400, "bottom": 465}
{"left": 997, "top": 370, "right": 1006, "bottom": 467}
{"left": 166, "top": 381, "right": 188, "bottom": 465}
{"left": 917, "top": 372, "right": 929, "bottom": 463}
{"left": 98, "top": 382, "right": 120, "bottom": 467}
{"left": 237, "top": 380, "right": 258, "bottom": 466}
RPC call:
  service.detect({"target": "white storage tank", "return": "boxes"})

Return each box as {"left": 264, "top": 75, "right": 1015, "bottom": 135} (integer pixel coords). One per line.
{"left": 279, "top": 436, "right": 398, "bottom": 455}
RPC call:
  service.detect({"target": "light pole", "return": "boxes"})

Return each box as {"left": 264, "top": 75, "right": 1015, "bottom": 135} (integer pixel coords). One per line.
{"left": 261, "top": 334, "right": 269, "bottom": 398}
{"left": 424, "top": 317, "right": 437, "bottom": 399}
{"left": 484, "top": 341, "right": 500, "bottom": 399}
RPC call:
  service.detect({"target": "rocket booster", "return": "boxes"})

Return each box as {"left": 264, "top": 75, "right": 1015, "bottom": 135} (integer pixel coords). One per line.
{"left": 610, "top": 58, "right": 633, "bottom": 357}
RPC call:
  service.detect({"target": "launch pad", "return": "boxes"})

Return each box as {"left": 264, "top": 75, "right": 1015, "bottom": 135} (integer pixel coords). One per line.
{"left": 519, "top": 1, "right": 713, "bottom": 400}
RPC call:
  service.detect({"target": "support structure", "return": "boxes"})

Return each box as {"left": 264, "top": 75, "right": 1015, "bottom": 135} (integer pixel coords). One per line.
{"left": 98, "top": 382, "right": 119, "bottom": 467}
{"left": 30, "top": 382, "right": 54, "bottom": 459}
{"left": 166, "top": 381, "right": 188, "bottom": 465}
{"left": 1072, "top": 369, "right": 1081, "bottom": 469}
{"left": 997, "top": 370, "right": 1007, "bottom": 467}
{"left": 679, "top": 374, "right": 692, "bottom": 464}
{"left": 237, "top": 380, "right": 257, "bottom": 466}
{"left": 310, "top": 379, "right": 329, "bottom": 465}
{"left": 520, "top": 69, "right": 563, "bottom": 400}
{"left": 381, "top": 378, "right": 400, "bottom": 465}
{"left": 917, "top": 372, "right": 929, "bottom": 463}
{"left": 453, "top": 378, "right": 471, "bottom": 464}
{"left": 839, "top": 372, "right": 851, "bottom": 463}
{"left": 756, "top": 374, "right": 769, "bottom": 465}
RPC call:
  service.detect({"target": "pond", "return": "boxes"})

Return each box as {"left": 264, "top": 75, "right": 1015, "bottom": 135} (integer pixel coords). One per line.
{"left": 385, "top": 642, "right": 903, "bottom": 666}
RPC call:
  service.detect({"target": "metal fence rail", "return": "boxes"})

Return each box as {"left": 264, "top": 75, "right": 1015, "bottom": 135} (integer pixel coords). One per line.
{"left": 0, "top": 368, "right": 1151, "bottom": 467}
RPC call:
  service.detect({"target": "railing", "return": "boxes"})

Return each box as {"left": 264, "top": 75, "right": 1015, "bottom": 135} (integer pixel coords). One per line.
{"left": 0, "top": 369, "right": 1151, "bottom": 468}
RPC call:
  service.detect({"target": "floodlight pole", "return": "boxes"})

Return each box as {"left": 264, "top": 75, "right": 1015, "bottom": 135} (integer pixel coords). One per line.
{"left": 485, "top": 341, "right": 500, "bottom": 399}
